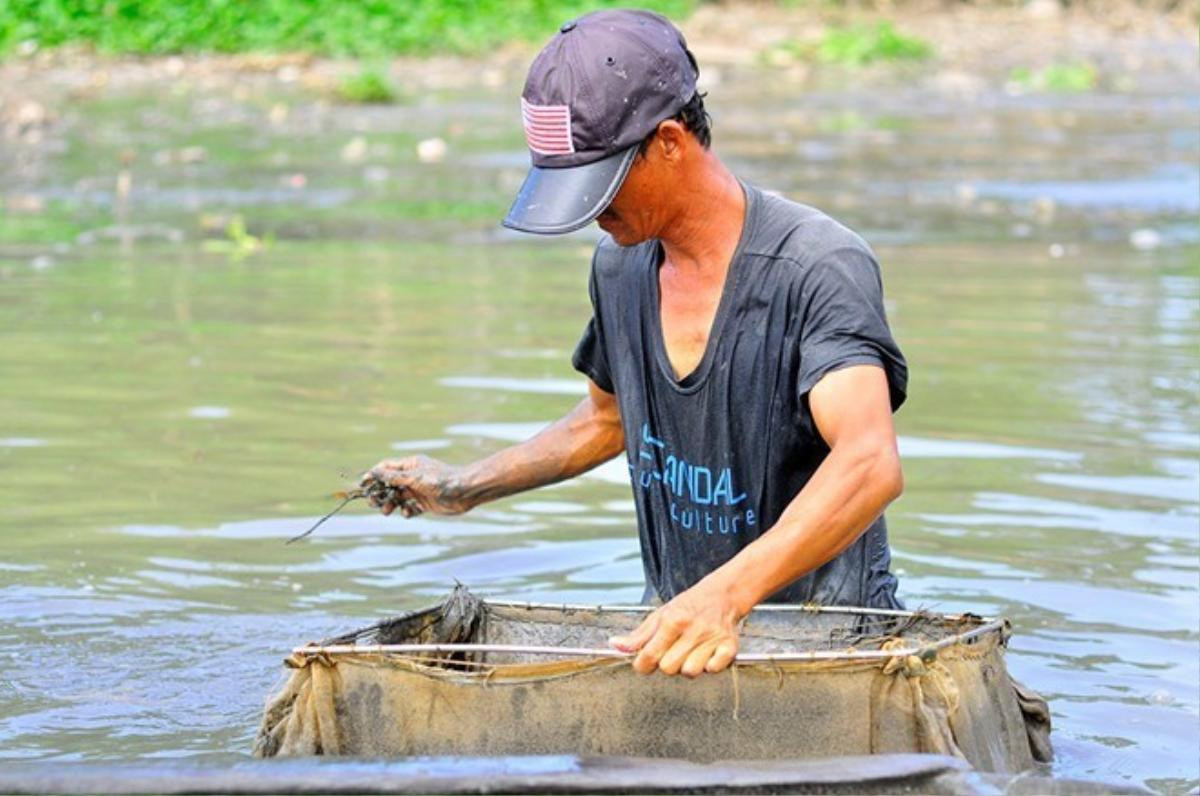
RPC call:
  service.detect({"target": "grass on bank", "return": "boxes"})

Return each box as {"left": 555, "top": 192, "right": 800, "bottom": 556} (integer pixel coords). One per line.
{"left": 816, "top": 21, "right": 931, "bottom": 65}
{"left": 336, "top": 67, "right": 398, "bottom": 104}
{"left": 0, "top": 0, "right": 694, "bottom": 57}
{"left": 1008, "top": 62, "right": 1098, "bottom": 92}
{"left": 766, "top": 21, "right": 933, "bottom": 68}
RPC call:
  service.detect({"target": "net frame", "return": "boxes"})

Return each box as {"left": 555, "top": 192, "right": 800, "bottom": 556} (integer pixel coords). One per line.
{"left": 290, "top": 598, "right": 1007, "bottom": 667}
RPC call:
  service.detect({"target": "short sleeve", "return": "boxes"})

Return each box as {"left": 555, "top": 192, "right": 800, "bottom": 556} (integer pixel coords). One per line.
{"left": 570, "top": 255, "right": 615, "bottom": 394}
{"left": 796, "top": 246, "right": 907, "bottom": 411}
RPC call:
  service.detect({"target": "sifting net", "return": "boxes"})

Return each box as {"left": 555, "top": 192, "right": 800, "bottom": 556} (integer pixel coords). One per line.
{"left": 254, "top": 585, "right": 1051, "bottom": 772}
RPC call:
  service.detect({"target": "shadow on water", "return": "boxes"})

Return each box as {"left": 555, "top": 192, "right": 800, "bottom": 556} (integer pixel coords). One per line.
{"left": 0, "top": 47, "right": 1197, "bottom": 793}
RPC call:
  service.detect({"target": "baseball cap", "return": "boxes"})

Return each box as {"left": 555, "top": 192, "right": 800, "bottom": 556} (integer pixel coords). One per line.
{"left": 502, "top": 9, "right": 699, "bottom": 235}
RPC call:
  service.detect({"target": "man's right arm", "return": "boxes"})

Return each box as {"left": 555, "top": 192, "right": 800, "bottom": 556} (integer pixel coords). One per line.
{"left": 366, "top": 379, "right": 624, "bottom": 517}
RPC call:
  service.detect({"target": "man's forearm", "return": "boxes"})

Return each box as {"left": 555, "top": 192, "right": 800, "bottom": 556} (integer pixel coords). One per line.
{"left": 451, "top": 394, "right": 625, "bottom": 509}
{"left": 704, "top": 437, "right": 903, "bottom": 615}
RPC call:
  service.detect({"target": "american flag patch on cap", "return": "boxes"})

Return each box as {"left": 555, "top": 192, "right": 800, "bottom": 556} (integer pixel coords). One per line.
{"left": 521, "top": 97, "right": 575, "bottom": 156}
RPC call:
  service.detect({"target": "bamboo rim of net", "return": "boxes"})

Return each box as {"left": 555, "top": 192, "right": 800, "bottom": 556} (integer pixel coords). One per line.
{"left": 291, "top": 600, "right": 1007, "bottom": 666}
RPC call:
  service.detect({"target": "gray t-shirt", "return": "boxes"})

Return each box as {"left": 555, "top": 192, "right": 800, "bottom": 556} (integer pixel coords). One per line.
{"left": 572, "top": 181, "right": 908, "bottom": 608}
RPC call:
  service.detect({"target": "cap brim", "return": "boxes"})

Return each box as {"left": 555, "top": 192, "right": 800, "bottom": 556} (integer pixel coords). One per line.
{"left": 502, "top": 146, "right": 638, "bottom": 235}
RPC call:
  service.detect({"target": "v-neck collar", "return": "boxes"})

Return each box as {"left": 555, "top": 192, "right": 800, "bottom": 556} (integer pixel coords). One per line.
{"left": 645, "top": 179, "right": 757, "bottom": 394}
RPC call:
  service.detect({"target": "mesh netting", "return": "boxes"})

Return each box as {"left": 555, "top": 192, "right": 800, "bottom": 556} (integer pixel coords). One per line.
{"left": 254, "top": 586, "right": 1051, "bottom": 772}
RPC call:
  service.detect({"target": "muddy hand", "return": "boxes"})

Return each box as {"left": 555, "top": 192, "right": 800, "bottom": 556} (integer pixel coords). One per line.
{"left": 609, "top": 581, "right": 742, "bottom": 676}
{"left": 364, "top": 455, "right": 474, "bottom": 518}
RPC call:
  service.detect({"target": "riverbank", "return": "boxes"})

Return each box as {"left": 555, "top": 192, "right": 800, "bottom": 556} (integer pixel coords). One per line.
{"left": 1, "top": 0, "right": 1194, "bottom": 122}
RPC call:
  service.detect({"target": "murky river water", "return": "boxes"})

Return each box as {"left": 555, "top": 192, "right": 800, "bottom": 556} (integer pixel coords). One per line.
{"left": 1, "top": 53, "right": 1197, "bottom": 792}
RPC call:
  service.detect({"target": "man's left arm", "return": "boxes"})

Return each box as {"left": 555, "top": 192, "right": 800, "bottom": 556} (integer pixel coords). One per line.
{"left": 610, "top": 363, "right": 903, "bottom": 676}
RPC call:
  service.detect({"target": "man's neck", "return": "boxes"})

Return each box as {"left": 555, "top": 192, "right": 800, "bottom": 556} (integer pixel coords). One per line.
{"left": 657, "top": 155, "right": 746, "bottom": 280}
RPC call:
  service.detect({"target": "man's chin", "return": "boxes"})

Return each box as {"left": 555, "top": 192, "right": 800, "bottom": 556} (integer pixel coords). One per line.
{"left": 597, "top": 221, "right": 643, "bottom": 247}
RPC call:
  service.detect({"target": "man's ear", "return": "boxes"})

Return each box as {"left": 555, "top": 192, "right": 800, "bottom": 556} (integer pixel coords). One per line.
{"left": 654, "top": 120, "right": 689, "bottom": 163}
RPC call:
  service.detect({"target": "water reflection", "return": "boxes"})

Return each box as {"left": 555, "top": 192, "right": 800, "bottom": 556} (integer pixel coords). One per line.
{"left": 921, "top": 491, "right": 1198, "bottom": 540}
{"left": 390, "top": 438, "right": 451, "bottom": 451}
{"left": 899, "top": 437, "right": 1081, "bottom": 461}
{"left": 1037, "top": 457, "right": 1199, "bottom": 503}
{"left": 0, "top": 438, "right": 47, "bottom": 447}
{"left": 968, "top": 165, "right": 1200, "bottom": 213}
{"left": 440, "top": 376, "right": 587, "bottom": 395}
{"left": 185, "top": 406, "right": 231, "bottom": 419}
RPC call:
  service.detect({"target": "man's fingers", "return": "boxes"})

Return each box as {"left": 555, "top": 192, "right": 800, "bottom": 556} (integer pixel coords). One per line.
{"left": 679, "top": 640, "right": 720, "bottom": 678}
{"left": 631, "top": 618, "right": 684, "bottom": 675}
{"left": 369, "top": 467, "right": 413, "bottom": 489}
{"left": 658, "top": 632, "right": 708, "bottom": 676}
{"left": 378, "top": 494, "right": 423, "bottom": 518}
{"left": 370, "top": 457, "right": 410, "bottom": 472}
{"left": 360, "top": 464, "right": 394, "bottom": 487}
{"left": 705, "top": 641, "right": 738, "bottom": 674}
{"left": 363, "top": 456, "right": 422, "bottom": 487}
{"left": 609, "top": 612, "right": 659, "bottom": 653}
{"left": 360, "top": 456, "right": 446, "bottom": 518}
{"left": 363, "top": 466, "right": 418, "bottom": 514}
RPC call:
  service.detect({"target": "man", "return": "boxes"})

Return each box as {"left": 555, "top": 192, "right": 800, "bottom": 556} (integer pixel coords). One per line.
{"left": 366, "top": 8, "right": 908, "bottom": 678}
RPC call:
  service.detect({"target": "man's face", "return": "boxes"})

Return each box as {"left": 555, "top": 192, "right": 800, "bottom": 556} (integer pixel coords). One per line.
{"left": 595, "top": 125, "right": 679, "bottom": 246}
{"left": 595, "top": 154, "right": 655, "bottom": 246}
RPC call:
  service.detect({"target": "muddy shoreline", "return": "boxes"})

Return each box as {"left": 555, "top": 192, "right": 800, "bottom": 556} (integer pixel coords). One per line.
{"left": 1, "top": 2, "right": 1195, "bottom": 128}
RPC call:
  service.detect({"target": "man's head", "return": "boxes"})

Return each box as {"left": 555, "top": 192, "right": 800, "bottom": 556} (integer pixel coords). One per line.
{"left": 502, "top": 8, "right": 706, "bottom": 237}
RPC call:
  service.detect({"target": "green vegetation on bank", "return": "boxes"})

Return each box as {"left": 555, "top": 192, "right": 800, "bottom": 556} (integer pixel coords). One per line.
{"left": 1008, "top": 62, "right": 1098, "bottom": 92}
{"left": 337, "top": 67, "right": 399, "bottom": 104}
{"left": 816, "top": 22, "right": 931, "bottom": 65}
{"left": 0, "top": 0, "right": 693, "bottom": 57}
{"left": 765, "top": 21, "right": 933, "bottom": 68}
